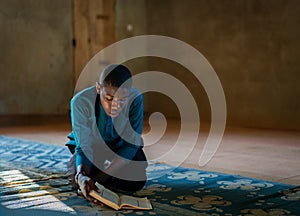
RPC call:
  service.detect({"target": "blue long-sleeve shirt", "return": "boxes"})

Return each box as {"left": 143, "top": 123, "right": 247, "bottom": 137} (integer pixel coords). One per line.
{"left": 69, "top": 86, "right": 144, "bottom": 169}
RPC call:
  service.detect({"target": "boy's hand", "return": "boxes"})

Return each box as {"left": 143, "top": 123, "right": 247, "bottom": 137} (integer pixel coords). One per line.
{"left": 76, "top": 173, "right": 101, "bottom": 204}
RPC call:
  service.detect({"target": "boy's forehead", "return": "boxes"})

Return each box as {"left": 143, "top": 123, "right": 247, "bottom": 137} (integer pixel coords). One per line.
{"left": 102, "top": 85, "right": 130, "bottom": 96}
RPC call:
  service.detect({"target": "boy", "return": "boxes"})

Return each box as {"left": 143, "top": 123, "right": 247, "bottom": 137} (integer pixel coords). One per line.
{"left": 66, "top": 64, "right": 147, "bottom": 202}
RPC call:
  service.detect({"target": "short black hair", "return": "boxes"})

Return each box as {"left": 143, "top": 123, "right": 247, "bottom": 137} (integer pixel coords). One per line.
{"left": 100, "top": 64, "right": 132, "bottom": 88}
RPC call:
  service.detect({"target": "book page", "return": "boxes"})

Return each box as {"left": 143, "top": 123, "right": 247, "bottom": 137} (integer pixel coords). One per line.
{"left": 101, "top": 188, "right": 120, "bottom": 205}
{"left": 120, "top": 195, "right": 152, "bottom": 210}
{"left": 90, "top": 183, "right": 120, "bottom": 210}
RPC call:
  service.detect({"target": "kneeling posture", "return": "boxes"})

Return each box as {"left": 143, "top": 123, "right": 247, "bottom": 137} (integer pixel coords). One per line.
{"left": 66, "top": 64, "right": 147, "bottom": 202}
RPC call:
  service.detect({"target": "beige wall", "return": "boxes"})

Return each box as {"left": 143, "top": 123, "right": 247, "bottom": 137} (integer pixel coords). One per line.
{"left": 116, "top": 0, "right": 300, "bottom": 130}
{"left": 1, "top": 0, "right": 299, "bottom": 130}
{"left": 0, "top": 0, "right": 73, "bottom": 114}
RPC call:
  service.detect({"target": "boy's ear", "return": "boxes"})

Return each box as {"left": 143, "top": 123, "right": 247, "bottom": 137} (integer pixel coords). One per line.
{"left": 96, "top": 82, "right": 101, "bottom": 94}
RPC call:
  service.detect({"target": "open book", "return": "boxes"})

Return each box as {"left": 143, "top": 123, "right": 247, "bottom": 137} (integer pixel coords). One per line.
{"left": 89, "top": 182, "right": 152, "bottom": 211}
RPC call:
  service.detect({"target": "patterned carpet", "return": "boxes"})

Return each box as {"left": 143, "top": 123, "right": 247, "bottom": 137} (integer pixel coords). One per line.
{"left": 0, "top": 136, "right": 299, "bottom": 216}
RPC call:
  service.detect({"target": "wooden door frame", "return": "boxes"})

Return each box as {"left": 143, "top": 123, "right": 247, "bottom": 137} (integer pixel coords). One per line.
{"left": 73, "top": 0, "right": 116, "bottom": 84}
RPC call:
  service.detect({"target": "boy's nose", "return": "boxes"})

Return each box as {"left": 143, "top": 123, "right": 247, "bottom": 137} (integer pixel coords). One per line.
{"left": 111, "top": 101, "right": 121, "bottom": 110}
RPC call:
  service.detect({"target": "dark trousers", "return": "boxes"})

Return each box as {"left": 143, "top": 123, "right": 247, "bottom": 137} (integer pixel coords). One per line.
{"left": 67, "top": 147, "right": 147, "bottom": 192}
{"left": 90, "top": 148, "right": 148, "bottom": 192}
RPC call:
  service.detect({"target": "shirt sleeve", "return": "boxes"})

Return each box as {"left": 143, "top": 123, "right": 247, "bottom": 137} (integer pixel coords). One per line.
{"left": 116, "top": 94, "right": 144, "bottom": 160}
{"left": 70, "top": 97, "right": 94, "bottom": 168}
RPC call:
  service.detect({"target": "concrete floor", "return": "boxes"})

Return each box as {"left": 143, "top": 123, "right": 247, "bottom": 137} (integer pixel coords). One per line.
{"left": 1, "top": 116, "right": 299, "bottom": 186}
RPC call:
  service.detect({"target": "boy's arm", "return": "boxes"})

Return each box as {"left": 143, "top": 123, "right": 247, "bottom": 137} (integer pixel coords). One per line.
{"left": 71, "top": 96, "right": 100, "bottom": 201}
{"left": 71, "top": 97, "right": 93, "bottom": 171}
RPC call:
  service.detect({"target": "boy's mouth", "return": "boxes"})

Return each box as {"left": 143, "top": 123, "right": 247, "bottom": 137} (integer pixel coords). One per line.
{"left": 110, "top": 111, "right": 119, "bottom": 118}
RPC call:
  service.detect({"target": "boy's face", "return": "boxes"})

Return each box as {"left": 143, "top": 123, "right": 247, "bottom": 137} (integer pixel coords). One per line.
{"left": 96, "top": 83, "right": 130, "bottom": 118}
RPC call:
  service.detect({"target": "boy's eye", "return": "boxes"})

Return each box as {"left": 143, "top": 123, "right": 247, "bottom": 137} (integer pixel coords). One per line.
{"left": 105, "top": 96, "right": 113, "bottom": 101}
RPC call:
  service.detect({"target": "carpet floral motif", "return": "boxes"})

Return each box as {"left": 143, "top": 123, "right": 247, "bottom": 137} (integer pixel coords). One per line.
{"left": 217, "top": 179, "right": 274, "bottom": 191}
